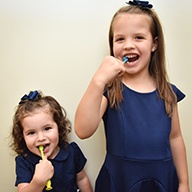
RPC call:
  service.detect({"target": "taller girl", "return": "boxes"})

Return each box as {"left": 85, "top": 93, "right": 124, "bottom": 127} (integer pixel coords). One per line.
{"left": 75, "top": 1, "right": 189, "bottom": 191}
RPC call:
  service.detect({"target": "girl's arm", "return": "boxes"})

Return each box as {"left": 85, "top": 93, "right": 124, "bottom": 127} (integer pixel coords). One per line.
{"left": 18, "top": 181, "right": 45, "bottom": 192}
{"left": 76, "top": 169, "right": 93, "bottom": 192}
{"left": 74, "top": 76, "right": 107, "bottom": 139}
{"left": 17, "top": 158, "right": 54, "bottom": 192}
{"left": 170, "top": 105, "right": 190, "bottom": 192}
{"left": 75, "top": 56, "right": 125, "bottom": 139}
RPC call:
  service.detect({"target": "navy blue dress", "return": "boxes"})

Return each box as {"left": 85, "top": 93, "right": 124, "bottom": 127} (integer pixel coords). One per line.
{"left": 95, "top": 84, "right": 185, "bottom": 192}
{"left": 15, "top": 142, "right": 86, "bottom": 192}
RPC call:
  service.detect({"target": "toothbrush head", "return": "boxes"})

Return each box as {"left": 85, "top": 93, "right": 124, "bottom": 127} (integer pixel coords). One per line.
{"left": 39, "top": 145, "right": 44, "bottom": 151}
{"left": 123, "top": 56, "right": 129, "bottom": 64}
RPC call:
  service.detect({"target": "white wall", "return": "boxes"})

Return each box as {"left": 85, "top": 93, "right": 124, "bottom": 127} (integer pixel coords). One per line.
{"left": 0, "top": 0, "right": 191, "bottom": 191}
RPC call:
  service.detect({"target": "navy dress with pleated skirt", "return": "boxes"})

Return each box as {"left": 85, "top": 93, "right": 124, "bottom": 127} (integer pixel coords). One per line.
{"left": 95, "top": 84, "right": 185, "bottom": 192}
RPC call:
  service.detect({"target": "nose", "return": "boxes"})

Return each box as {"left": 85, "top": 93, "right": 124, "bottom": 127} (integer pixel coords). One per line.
{"left": 37, "top": 132, "right": 46, "bottom": 142}
{"left": 123, "top": 39, "right": 135, "bottom": 50}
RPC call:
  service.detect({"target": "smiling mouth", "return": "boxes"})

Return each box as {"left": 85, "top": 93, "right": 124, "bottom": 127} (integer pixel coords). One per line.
{"left": 38, "top": 144, "right": 49, "bottom": 150}
{"left": 126, "top": 55, "right": 139, "bottom": 63}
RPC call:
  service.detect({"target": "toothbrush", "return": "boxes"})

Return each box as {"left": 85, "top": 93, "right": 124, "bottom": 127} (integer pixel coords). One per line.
{"left": 39, "top": 146, "right": 53, "bottom": 191}
{"left": 123, "top": 56, "right": 129, "bottom": 64}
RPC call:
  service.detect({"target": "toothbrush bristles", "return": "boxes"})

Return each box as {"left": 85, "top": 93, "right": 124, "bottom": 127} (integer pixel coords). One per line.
{"left": 123, "top": 56, "right": 129, "bottom": 63}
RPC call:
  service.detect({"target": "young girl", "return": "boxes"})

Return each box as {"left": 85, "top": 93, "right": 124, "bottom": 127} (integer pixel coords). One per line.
{"left": 11, "top": 90, "right": 93, "bottom": 192}
{"left": 75, "top": 1, "right": 189, "bottom": 192}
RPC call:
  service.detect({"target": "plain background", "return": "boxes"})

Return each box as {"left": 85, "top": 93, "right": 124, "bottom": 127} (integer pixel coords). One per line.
{"left": 0, "top": 0, "right": 191, "bottom": 191}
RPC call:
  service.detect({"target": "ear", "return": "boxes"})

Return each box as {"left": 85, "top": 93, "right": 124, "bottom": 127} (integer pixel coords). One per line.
{"left": 152, "top": 37, "right": 158, "bottom": 52}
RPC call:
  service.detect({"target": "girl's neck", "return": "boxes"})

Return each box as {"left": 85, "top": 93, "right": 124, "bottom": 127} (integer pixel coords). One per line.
{"left": 49, "top": 146, "right": 60, "bottom": 159}
{"left": 122, "top": 73, "right": 156, "bottom": 93}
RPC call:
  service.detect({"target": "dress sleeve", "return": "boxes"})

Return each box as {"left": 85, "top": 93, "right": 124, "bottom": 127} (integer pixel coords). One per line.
{"left": 70, "top": 142, "right": 87, "bottom": 174}
{"left": 15, "top": 155, "right": 34, "bottom": 186}
{"left": 171, "top": 84, "right": 186, "bottom": 102}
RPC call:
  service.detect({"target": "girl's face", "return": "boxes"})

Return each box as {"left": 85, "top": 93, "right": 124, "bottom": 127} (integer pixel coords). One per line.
{"left": 112, "top": 13, "right": 157, "bottom": 76}
{"left": 22, "top": 108, "right": 59, "bottom": 159}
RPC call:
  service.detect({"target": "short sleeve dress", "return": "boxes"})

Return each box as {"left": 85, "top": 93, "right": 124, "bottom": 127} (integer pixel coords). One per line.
{"left": 15, "top": 142, "right": 86, "bottom": 192}
{"left": 95, "top": 84, "right": 185, "bottom": 192}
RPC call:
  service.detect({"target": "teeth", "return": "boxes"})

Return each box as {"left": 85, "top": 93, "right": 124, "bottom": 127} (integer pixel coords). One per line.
{"left": 124, "top": 54, "right": 139, "bottom": 63}
{"left": 127, "top": 55, "right": 137, "bottom": 58}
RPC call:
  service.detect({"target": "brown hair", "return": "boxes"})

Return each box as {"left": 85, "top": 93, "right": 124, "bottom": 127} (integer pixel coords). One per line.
{"left": 10, "top": 91, "right": 71, "bottom": 155}
{"left": 107, "top": 5, "right": 176, "bottom": 116}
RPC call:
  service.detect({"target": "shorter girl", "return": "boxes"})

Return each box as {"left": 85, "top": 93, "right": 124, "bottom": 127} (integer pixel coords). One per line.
{"left": 10, "top": 90, "right": 93, "bottom": 192}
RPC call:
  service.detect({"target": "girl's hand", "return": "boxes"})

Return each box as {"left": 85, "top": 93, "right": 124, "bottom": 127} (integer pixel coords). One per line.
{"left": 33, "top": 157, "right": 54, "bottom": 186}
{"left": 17, "top": 157, "right": 54, "bottom": 192}
{"left": 93, "top": 56, "right": 125, "bottom": 86}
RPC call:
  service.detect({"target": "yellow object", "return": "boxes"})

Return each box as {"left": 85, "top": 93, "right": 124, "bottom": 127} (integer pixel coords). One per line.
{"left": 39, "top": 146, "right": 53, "bottom": 191}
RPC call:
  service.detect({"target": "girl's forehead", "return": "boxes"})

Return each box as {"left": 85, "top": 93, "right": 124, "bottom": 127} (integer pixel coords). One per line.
{"left": 22, "top": 105, "right": 52, "bottom": 118}
{"left": 112, "top": 13, "right": 152, "bottom": 32}
{"left": 21, "top": 108, "right": 53, "bottom": 125}
{"left": 114, "top": 13, "right": 151, "bottom": 23}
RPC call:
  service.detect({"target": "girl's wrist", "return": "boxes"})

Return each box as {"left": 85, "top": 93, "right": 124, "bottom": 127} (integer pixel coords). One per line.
{"left": 178, "top": 182, "right": 190, "bottom": 192}
{"left": 91, "top": 75, "right": 106, "bottom": 90}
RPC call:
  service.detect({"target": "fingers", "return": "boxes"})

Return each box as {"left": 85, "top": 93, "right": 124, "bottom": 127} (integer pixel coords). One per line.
{"left": 115, "top": 58, "right": 126, "bottom": 77}
{"left": 93, "top": 56, "right": 125, "bottom": 86}
{"left": 102, "top": 56, "right": 125, "bottom": 81}
{"left": 39, "top": 156, "right": 48, "bottom": 165}
{"left": 38, "top": 158, "right": 54, "bottom": 175}
{"left": 34, "top": 160, "right": 54, "bottom": 184}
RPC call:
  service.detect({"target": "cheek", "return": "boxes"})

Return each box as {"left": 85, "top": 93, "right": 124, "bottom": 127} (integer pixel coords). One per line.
{"left": 51, "top": 130, "right": 59, "bottom": 144}
{"left": 113, "top": 44, "right": 121, "bottom": 57}
{"left": 140, "top": 44, "right": 152, "bottom": 55}
{"left": 53, "top": 134, "right": 59, "bottom": 142}
{"left": 23, "top": 136, "right": 33, "bottom": 149}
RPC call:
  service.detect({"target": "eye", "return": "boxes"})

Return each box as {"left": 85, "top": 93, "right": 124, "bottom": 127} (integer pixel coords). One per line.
{"left": 135, "top": 36, "right": 144, "bottom": 40}
{"left": 45, "top": 126, "right": 52, "bottom": 131}
{"left": 118, "top": 37, "right": 124, "bottom": 41}
{"left": 27, "top": 131, "right": 35, "bottom": 135}
{"left": 114, "top": 37, "right": 124, "bottom": 42}
{"left": 135, "top": 36, "right": 144, "bottom": 39}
